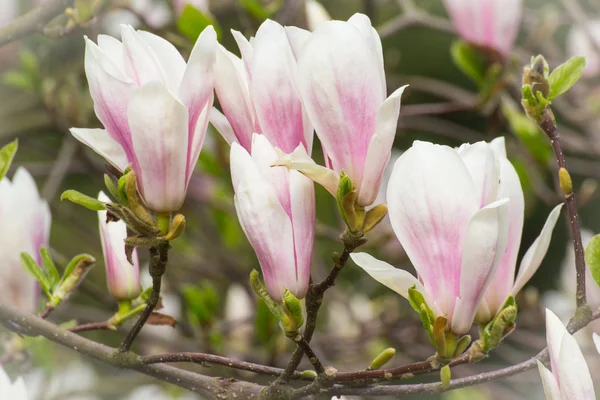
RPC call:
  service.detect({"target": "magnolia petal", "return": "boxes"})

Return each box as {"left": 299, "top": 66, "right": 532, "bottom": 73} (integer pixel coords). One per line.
{"left": 70, "top": 128, "right": 129, "bottom": 171}
{"left": 289, "top": 168, "right": 315, "bottom": 299}
{"left": 209, "top": 107, "right": 237, "bottom": 145}
{"left": 537, "top": 361, "right": 560, "bottom": 400}
{"left": 511, "top": 204, "right": 563, "bottom": 296}
{"left": 97, "top": 34, "right": 124, "bottom": 69}
{"left": 557, "top": 332, "right": 596, "bottom": 400}
{"left": 545, "top": 308, "right": 567, "bottom": 376}
{"left": 357, "top": 86, "right": 407, "bottom": 206}
{"left": 98, "top": 191, "right": 141, "bottom": 300}
{"left": 251, "top": 20, "right": 308, "bottom": 154}
{"left": 387, "top": 141, "right": 479, "bottom": 316}
{"left": 185, "top": 99, "right": 212, "bottom": 185}
{"left": 272, "top": 149, "right": 339, "bottom": 197}
{"left": 452, "top": 198, "right": 509, "bottom": 334}
{"left": 284, "top": 26, "right": 311, "bottom": 58}
{"left": 84, "top": 37, "right": 136, "bottom": 160}
{"left": 179, "top": 25, "right": 217, "bottom": 160}
{"left": 483, "top": 142, "right": 525, "bottom": 315}
{"left": 232, "top": 29, "right": 254, "bottom": 78}
{"left": 593, "top": 332, "right": 600, "bottom": 354}
{"left": 305, "top": 0, "right": 331, "bottom": 31}
{"left": 120, "top": 25, "right": 168, "bottom": 86}
{"left": 456, "top": 141, "right": 500, "bottom": 207}
{"left": 137, "top": 30, "right": 186, "bottom": 92}
{"left": 347, "top": 13, "right": 385, "bottom": 94}
{"left": 128, "top": 82, "right": 189, "bottom": 212}
{"left": 297, "top": 19, "right": 385, "bottom": 186}
{"left": 214, "top": 45, "right": 255, "bottom": 151}
{"left": 230, "top": 143, "right": 296, "bottom": 301}
{"left": 352, "top": 253, "right": 422, "bottom": 297}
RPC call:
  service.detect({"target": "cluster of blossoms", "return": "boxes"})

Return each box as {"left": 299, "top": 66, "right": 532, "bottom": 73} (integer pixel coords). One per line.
{"left": 1, "top": 0, "right": 600, "bottom": 396}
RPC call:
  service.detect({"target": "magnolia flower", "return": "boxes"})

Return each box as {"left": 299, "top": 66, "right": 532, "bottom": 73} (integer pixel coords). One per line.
{"left": 71, "top": 25, "right": 217, "bottom": 212}
{"left": 442, "top": 0, "right": 523, "bottom": 57}
{"left": 231, "top": 134, "right": 315, "bottom": 301}
{"left": 211, "top": 19, "right": 313, "bottom": 154}
{"left": 306, "top": 0, "right": 331, "bottom": 31}
{"left": 594, "top": 332, "right": 600, "bottom": 353}
{"left": 277, "top": 14, "right": 407, "bottom": 207}
{"left": 351, "top": 140, "right": 511, "bottom": 334}
{"left": 476, "top": 139, "right": 562, "bottom": 323}
{"left": 97, "top": 191, "right": 141, "bottom": 301}
{"left": 0, "top": 167, "right": 51, "bottom": 312}
{"left": 538, "top": 309, "right": 596, "bottom": 400}
{"left": 567, "top": 21, "right": 600, "bottom": 78}
{"left": 0, "top": 365, "right": 27, "bottom": 399}
{"left": 0, "top": 0, "right": 18, "bottom": 28}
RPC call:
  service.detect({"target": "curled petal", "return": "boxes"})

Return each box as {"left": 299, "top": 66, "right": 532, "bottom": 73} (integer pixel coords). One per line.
{"left": 70, "top": 128, "right": 129, "bottom": 172}
{"left": 120, "top": 25, "right": 169, "bottom": 86}
{"left": 511, "top": 204, "right": 563, "bottom": 296}
{"left": 456, "top": 141, "right": 500, "bottom": 207}
{"left": 272, "top": 148, "right": 339, "bottom": 197}
{"left": 209, "top": 107, "right": 237, "bottom": 145}
{"left": 537, "top": 360, "right": 560, "bottom": 400}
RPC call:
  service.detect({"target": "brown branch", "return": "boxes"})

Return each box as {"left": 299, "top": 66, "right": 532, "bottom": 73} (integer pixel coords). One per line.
{"left": 0, "top": 0, "right": 73, "bottom": 47}
{"left": 0, "top": 302, "right": 264, "bottom": 400}
{"left": 69, "top": 321, "right": 112, "bottom": 333}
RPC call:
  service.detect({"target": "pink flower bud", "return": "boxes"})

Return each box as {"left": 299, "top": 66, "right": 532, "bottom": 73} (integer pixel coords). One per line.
{"left": 0, "top": 167, "right": 51, "bottom": 312}
{"left": 98, "top": 192, "right": 141, "bottom": 301}
{"left": 442, "top": 0, "right": 523, "bottom": 57}
{"left": 230, "top": 134, "right": 315, "bottom": 301}
{"left": 71, "top": 25, "right": 217, "bottom": 212}
{"left": 538, "top": 309, "right": 596, "bottom": 400}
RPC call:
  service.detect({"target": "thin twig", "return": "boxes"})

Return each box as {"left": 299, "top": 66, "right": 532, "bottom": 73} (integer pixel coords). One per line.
{"left": 0, "top": 0, "right": 73, "bottom": 47}
{"left": 69, "top": 321, "right": 112, "bottom": 333}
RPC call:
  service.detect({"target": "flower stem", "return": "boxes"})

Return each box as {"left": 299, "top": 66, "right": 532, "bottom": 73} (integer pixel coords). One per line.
{"left": 156, "top": 212, "right": 171, "bottom": 236}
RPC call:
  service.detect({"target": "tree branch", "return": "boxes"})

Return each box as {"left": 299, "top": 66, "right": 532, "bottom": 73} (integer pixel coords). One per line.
{"left": 0, "top": 0, "right": 73, "bottom": 47}
{"left": 0, "top": 302, "right": 264, "bottom": 400}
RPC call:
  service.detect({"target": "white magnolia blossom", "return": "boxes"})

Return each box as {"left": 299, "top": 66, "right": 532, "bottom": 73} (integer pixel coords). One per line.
{"left": 0, "top": 365, "right": 28, "bottom": 400}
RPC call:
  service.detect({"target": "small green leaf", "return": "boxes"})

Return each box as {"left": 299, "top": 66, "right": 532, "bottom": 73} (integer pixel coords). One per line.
{"left": 502, "top": 103, "right": 552, "bottom": 163}
{"left": 40, "top": 248, "right": 60, "bottom": 288}
{"left": 0, "top": 139, "right": 18, "bottom": 181}
{"left": 548, "top": 56, "right": 586, "bottom": 100}
{"left": 177, "top": 4, "right": 221, "bottom": 42}
{"left": 450, "top": 41, "right": 486, "bottom": 86}
{"left": 239, "top": 0, "right": 280, "bottom": 19}
{"left": 60, "top": 190, "right": 106, "bottom": 211}
{"left": 19, "top": 49, "right": 39, "bottom": 77}
{"left": 59, "top": 254, "right": 95, "bottom": 286}
{"left": 408, "top": 286, "right": 435, "bottom": 322}
{"left": 182, "top": 283, "right": 220, "bottom": 324}
{"left": 585, "top": 234, "right": 600, "bottom": 289}
{"left": 20, "top": 253, "right": 52, "bottom": 298}
{"left": 1, "top": 71, "right": 34, "bottom": 90}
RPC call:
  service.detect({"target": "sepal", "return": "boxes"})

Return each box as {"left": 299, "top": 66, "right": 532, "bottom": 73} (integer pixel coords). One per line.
{"left": 481, "top": 295, "right": 517, "bottom": 351}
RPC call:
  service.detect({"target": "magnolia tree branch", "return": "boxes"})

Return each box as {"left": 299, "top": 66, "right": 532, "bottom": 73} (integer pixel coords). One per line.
{"left": 0, "top": 0, "right": 73, "bottom": 47}
{"left": 0, "top": 302, "right": 264, "bottom": 400}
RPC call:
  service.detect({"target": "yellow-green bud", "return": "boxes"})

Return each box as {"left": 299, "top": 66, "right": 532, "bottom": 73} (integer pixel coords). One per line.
{"left": 368, "top": 348, "right": 396, "bottom": 370}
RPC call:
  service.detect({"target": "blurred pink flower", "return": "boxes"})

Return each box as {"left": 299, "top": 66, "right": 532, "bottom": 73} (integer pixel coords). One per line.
{"left": 0, "top": 168, "right": 51, "bottom": 312}
{"left": 442, "top": 0, "right": 523, "bottom": 57}
{"left": 567, "top": 21, "right": 600, "bottom": 78}
{"left": 71, "top": 26, "right": 217, "bottom": 212}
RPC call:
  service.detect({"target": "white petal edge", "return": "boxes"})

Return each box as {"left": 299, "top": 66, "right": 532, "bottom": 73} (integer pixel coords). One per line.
{"left": 537, "top": 360, "right": 560, "bottom": 400}
{"left": 70, "top": 128, "right": 129, "bottom": 171}
{"left": 209, "top": 107, "right": 237, "bottom": 145}
{"left": 557, "top": 332, "right": 596, "bottom": 400}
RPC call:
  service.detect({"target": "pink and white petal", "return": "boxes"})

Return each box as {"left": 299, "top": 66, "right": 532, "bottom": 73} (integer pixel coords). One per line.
{"left": 179, "top": 26, "right": 217, "bottom": 142}
{"left": 230, "top": 144, "right": 296, "bottom": 301}
{"left": 251, "top": 20, "right": 307, "bottom": 153}
{"left": 557, "top": 333, "right": 596, "bottom": 400}
{"left": 97, "top": 34, "right": 124, "bottom": 69}
{"left": 209, "top": 107, "right": 237, "bottom": 145}
{"left": 456, "top": 141, "right": 500, "bottom": 207}
{"left": 511, "top": 204, "right": 563, "bottom": 296}
{"left": 185, "top": 98, "right": 212, "bottom": 185}
{"left": 484, "top": 153, "right": 525, "bottom": 315}
{"left": 297, "top": 20, "right": 385, "bottom": 185}
{"left": 70, "top": 128, "right": 129, "bottom": 171}
{"left": 289, "top": 169, "right": 315, "bottom": 299}
{"left": 488, "top": 0, "right": 523, "bottom": 55}
{"left": 137, "top": 30, "right": 186, "bottom": 92}
{"left": 593, "top": 333, "right": 600, "bottom": 354}
{"left": 84, "top": 38, "right": 136, "bottom": 159}
{"left": 232, "top": 29, "right": 254, "bottom": 78}
{"left": 251, "top": 134, "right": 291, "bottom": 217}
{"left": 214, "top": 45, "right": 255, "bottom": 151}
{"left": 305, "top": 0, "right": 331, "bottom": 31}
{"left": 452, "top": 198, "right": 509, "bottom": 334}
{"left": 272, "top": 147, "right": 339, "bottom": 197}
{"left": 284, "top": 26, "right": 311, "bottom": 59}
{"left": 357, "top": 86, "right": 407, "bottom": 206}
{"left": 386, "top": 141, "right": 479, "bottom": 316}
{"left": 128, "top": 82, "right": 189, "bottom": 212}
{"left": 545, "top": 308, "right": 567, "bottom": 376}
{"left": 347, "top": 13, "right": 385, "bottom": 94}
{"left": 120, "top": 25, "right": 168, "bottom": 86}
{"left": 537, "top": 361, "right": 561, "bottom": 400}
{"left": 474, "top": 298, "right": 492, "bottom": 324}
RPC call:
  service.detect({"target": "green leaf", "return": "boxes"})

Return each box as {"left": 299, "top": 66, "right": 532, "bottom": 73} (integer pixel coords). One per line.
{"left": 548, "top": 56, "right": 586, "bottom": 100}
{"left": 450, "top": 41, "right": 486, "bottom": 86}
{"left": 59, "top": 254, "right": 95, "bottom": 286}
{"left": 502, "top": 103, "right": 552, "bottom": 163}
{"left": 40, "top": 248, "right": 60, "bottom": 288}
{"left": 177, "top": 4, "right": 221, "bottom": 42}
{"left": 182, "top": 283, "right": 220, "bottom": 324}
{"left": 0, "top": 139, "right": 18, "bottom": 181}
{"left": 19, "top": 49, "right": 39, "bottom": 77}
{"left": 585, "top": 234, "right": 600, "bottom": 289}
{"left": 408, "top": 286, "right": 435, "bottom": 322}
{"left": 2, "top": 71, "right": 34, "bottom": 90}
{"left": 239, "top": 0, "right": 277, "bottom": 20}
{"left": 20, "top": 253, "right": 52, "bottom": 298}
{"left": 60, "top": 190, "right": 105, "bottom": 211}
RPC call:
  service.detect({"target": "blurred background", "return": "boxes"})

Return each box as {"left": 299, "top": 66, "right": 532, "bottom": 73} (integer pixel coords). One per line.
{"left": 1, "top": 0, "right": 600, "bottom": 399}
